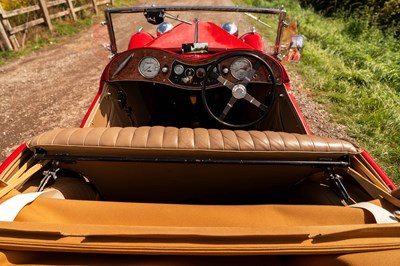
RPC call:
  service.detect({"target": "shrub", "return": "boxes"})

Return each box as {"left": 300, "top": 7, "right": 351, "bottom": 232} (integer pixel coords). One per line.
{"left": 298, "top": 0, "right": 400, "bottom": 36}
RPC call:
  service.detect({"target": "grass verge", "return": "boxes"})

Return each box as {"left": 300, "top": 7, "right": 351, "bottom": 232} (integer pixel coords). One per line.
{"left": 244, "top": 0, "right": 400, "bottom": 183}
{"left": 0, "top": 19, "right": 93, "bottom": 65}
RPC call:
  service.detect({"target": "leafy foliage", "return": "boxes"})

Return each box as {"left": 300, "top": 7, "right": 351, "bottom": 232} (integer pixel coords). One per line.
{"left": 298, "top": 0, "right": 400, "bottom": 36}
{"left": 0, "top": 0, "right": 36, "bottom": 11}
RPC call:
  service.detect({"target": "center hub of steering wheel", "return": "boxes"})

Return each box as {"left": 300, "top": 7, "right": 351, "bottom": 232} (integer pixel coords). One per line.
{"left": 232, "top": 84, "right": 247, "bottom": 99}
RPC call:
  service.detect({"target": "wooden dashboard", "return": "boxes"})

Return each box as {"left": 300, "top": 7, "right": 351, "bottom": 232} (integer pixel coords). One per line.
{"left": 107, "top": 48, "right": 283, "bottom": 90}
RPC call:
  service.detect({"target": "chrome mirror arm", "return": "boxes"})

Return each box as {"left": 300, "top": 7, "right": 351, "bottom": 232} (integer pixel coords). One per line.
{"left": 164, "top": 12, "right": 192, "bottom": 25}
{"left": 274, "top": 10, "right": 287, "bottom": 56}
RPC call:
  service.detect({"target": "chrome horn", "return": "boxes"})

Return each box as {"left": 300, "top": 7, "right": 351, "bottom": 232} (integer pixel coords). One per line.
{"left": 157, "top": 22, "right": 173, "bottom": 36}
{"left": 222, "top": 22, "right": 238, "bottom": 36}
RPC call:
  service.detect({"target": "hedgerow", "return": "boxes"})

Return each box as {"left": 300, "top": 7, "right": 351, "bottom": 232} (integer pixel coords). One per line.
{"left": 244, "top": 0, "right": 400, "bottom": 183}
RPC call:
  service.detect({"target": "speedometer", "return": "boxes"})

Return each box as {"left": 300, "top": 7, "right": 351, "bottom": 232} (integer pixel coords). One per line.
{"left": 138, "top": 57, "right": 160, "bottom": 78}
{"left": 230, "top": 57, "right": 252, "bottom": 80}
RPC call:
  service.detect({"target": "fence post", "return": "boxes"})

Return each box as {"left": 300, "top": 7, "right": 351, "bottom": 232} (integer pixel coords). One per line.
{"left": 0, "top": 4, "right": 13, "bottom": 51}
{"left": 0, "top": 20, "right": 12, "bottom": 51}
{"left": 91, "top": 0, "right": 99, "bottom": 15}
{"left": 66, "top": 0, "right": 77, "bottom": 21}
{"left": 0, "top": 4, "right": 19, "bottom": 50}
{"left": 38, "top": 0, "right": 53, "bottom": 32}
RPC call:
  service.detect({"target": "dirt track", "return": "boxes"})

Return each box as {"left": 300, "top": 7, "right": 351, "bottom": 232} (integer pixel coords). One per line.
{"left": 0, "top": 0, "right": 351, "bottom": 163}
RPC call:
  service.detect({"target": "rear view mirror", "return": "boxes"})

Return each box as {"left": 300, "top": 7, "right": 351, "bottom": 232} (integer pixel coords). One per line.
{"left": 286, "top": 35, "right": 304, "bottom": 62}
{"left": 144, "top": 9, "right": 165, "bottom": 25}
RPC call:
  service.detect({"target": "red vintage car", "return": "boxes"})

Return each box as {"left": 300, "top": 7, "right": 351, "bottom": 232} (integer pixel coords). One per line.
{"left": 0, "top": 5, "right": 399, "bottom": 265}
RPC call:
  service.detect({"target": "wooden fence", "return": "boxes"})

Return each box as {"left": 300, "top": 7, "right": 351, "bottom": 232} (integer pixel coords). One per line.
{"left": 0, "top": 0, "right": 114, "bottom": 51}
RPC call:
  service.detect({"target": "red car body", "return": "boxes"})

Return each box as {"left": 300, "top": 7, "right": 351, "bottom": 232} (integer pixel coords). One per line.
{"left": 0, "top": 5, "right": 398, "bottom": 265}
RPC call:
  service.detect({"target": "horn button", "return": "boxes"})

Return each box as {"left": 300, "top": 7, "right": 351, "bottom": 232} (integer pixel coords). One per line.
{"left": 232, "top": 84, "right": 247, "bottom": 99}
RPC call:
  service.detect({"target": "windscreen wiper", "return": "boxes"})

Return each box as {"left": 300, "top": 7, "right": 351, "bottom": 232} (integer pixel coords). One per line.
{"left": 111, "top": 52, "right": 134, "bottom": 79}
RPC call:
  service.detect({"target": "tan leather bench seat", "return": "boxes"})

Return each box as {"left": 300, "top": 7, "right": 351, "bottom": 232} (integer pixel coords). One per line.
{"left": 26, "top": 127, "right": 360, "bottom": 203}
{"left": 27, "top": 126, "right": 359, "bottom": 160}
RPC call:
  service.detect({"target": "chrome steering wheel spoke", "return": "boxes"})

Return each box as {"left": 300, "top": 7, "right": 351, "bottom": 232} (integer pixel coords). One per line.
{"left": 216, "top": 75, "right": 235, "bottom": 90}
{"left": 241, "top": 60, "right": 261, "bottom": 87}
{"left": 244, "top": 93, "right": 268, "bottom": 111}
{"left": 219, "top": 96, "right": 237, "bottom": 121}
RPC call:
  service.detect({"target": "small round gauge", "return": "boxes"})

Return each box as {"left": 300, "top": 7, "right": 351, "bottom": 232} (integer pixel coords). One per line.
{"left": 185, "top": 68, "right": 195, "bottom": 77}
{"left": 138, "top": 56, "right": 160, "bottom": 78}
{"left": 230, "top": 57, "right": 252, "bottom": 80}
{"left": 174, "top": 64, "right": 184, "bottom": 75}
{"left": 196, "top": 68, "right": 206, "bottom": 78}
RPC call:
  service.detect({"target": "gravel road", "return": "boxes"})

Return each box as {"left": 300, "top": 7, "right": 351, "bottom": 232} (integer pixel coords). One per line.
{"left": 0, "top": 0, "right": 352, "bottom": 163}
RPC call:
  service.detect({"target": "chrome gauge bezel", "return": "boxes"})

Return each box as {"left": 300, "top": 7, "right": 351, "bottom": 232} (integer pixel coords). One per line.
{"left": 138, "top": 56, "right": 160, "bottom": 79}
{"left": 230, "top": 57, "right": 252, "bottom": 80}
{"left": 173, "top": 64, "right": 184, "bottom": 75}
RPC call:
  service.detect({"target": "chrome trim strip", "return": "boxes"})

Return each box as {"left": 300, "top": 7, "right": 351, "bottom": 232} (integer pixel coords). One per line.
{"left": 105, "top": 6, "right": 286, "bottom": 15}
{"left": 104, "top": 6, "right": 287, "bottom": 55}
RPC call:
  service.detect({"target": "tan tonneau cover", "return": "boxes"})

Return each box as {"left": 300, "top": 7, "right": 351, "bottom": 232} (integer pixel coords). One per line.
{"left": 27, "top": 126, "right": 358, "bottom": 159}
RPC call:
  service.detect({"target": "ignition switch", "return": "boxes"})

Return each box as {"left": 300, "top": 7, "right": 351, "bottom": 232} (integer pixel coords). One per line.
{"left": 181, "top": 68, "right": 195, "bottom": 84}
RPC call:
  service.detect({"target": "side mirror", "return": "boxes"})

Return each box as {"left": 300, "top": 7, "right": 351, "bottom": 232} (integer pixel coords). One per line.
{"left": 285, "top": 35, "right": 304, "bottom": 62}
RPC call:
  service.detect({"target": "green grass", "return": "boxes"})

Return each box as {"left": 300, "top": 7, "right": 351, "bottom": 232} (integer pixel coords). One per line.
{"left": 113, "top": 0, "right": 137, "bottom": 6}
{"left": 53, "top": 18, "right": 93, "bottom": 36}
{"left": 0, "top": 19, "right": 91, "bottom": 64}
{"left": 243, "top": 0, "right": 400, "bottom": 184}
{"left": 0, "top": 36, "right": 54, "bottom": 64}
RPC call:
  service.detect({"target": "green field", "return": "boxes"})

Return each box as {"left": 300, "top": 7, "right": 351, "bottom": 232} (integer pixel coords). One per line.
{"left": 244, "top": 0, "right": 400, "bottom": 184}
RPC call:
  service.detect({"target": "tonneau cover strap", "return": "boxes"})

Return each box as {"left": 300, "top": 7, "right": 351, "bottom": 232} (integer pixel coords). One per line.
{"left": 0, "top": 189, "right": 64, "bottom": 222}
{"left": 349, "top": 202, "right": 398, "bottom": 224}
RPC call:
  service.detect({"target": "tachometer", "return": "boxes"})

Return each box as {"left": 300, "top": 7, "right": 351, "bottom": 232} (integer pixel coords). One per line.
{"left": 230, "top": 57, "right": 252, "bottom": 80}
{"left": 138, "top": 57, "right": 160, "bottom": 78}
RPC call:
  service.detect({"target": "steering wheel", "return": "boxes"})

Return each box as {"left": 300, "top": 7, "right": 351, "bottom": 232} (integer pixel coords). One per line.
{"left": 201, "top": 52, "right": 276, "bottom": 128}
